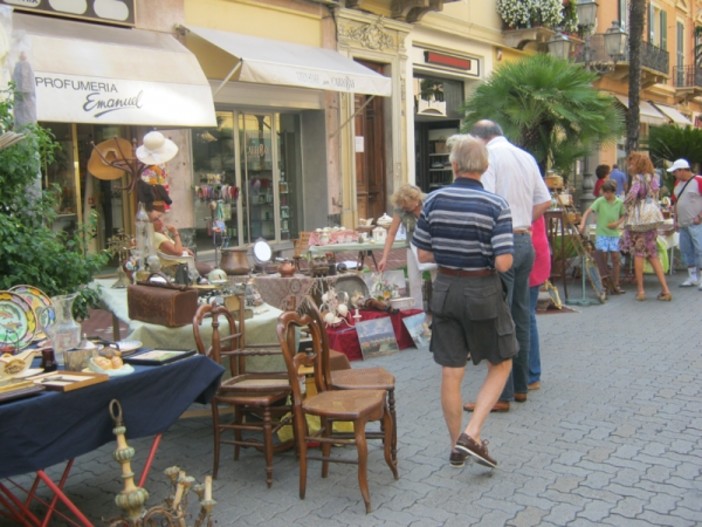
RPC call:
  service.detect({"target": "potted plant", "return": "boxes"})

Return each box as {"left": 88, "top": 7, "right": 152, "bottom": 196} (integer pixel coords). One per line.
{"left": 0, "top": 89, "right": 108, "bottom": 320}
{"left": 497, "top": 0, "right": 572, "bottom": 30}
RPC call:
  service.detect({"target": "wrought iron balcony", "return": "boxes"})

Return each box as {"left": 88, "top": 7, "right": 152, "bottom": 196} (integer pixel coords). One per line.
{"left": 573, "top": 35, "right": 668, "bottom": 86}
{"left": 672, "top": 65, "right": 702, "bottom": 102}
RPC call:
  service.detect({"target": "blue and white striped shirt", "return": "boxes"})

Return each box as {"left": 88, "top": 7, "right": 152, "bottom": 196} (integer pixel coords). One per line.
{"left": 412, "top": 178, "right": 513, "bottom": 270}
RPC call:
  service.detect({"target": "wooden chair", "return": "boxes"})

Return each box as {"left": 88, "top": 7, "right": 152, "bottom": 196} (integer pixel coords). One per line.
{"left": 276, "top": 310, "right": 398, "bottom": 513}
{"left": 296, "top": 296, "right": 398, "bottom": 462}
{"left": 193, "top": 301, "right": 291, "bottom": 487}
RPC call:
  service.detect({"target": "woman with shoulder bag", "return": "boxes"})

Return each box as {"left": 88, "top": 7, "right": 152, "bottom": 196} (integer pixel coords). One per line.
{"left": 619, "top": 152, "right": 671, "bottom": 302}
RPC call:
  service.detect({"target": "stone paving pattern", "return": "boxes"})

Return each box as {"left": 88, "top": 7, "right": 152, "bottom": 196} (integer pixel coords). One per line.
{"left": 4, "top": 261, "right": 701, "bottom": 526}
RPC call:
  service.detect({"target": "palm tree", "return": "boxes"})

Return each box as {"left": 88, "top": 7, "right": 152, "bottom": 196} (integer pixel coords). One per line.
{"left": 627, "top": 0, "right": 646, "bottom": 154}
{"left": 461, "top": 54, "right": 624, "bottom": 177}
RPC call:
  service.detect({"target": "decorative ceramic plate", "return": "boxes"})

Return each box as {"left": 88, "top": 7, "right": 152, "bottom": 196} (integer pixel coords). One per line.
{"left": 116, "top": 340, "right": 143, "bottom": 353}
{"left": 0, "top": 292, "right": 37, "bottom": 351}
{"left": 9, "top": 285, "right": 54, "bottom": 336}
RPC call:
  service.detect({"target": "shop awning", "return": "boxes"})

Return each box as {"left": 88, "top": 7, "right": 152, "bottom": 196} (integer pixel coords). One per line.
{"left": 651, "top": 103, "right": 693, "bottom": 126}
{"left": 184, "top": 26, "right": 392, "bottom": 97}
{"left": 12, "top": 13, "right": 216, "bottom": 127}
{"left": 614, "top": 95, "right": 667, "bottom": 126}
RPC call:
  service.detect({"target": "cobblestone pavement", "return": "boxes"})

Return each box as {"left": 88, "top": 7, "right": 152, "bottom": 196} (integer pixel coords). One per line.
{"left": 4, "top": 268, "right": 701, "bottom": 526}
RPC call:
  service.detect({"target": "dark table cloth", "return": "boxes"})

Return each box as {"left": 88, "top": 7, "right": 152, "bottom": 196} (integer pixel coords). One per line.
{"left": 0, "top": 354, "right": 223, "bottom": 479}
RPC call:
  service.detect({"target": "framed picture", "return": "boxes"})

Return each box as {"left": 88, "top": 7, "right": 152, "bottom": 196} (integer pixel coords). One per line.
{"left": 123, "top": 349, "right": 196, "bottom": 365}
{"left": 35, "top": 371, "right": 108, "bottom": 392}
{"left": 402, "top": 312, "right": 431, "bottom": 352}
{"left": 355, "top": 317, "right": 399, "bottom": 359}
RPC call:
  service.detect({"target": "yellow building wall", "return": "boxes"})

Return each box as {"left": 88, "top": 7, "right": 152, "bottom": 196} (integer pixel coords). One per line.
{"left": 184, "top": 0, "right": 323, "bottom": 46}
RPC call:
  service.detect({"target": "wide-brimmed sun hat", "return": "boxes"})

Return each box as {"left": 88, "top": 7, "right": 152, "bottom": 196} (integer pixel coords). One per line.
{"left": 87, "top": 137, "right": 134, "bottom": 180}
{"left": 136, "top": 131, "right": 178, "bottom": 165}
{"left": 667, "top": 158, "right": 691, "bottom": 172}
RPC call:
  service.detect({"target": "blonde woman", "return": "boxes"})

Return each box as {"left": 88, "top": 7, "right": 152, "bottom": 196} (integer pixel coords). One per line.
{"left": 620, "top": 152, "right": 671, "bottom": 301}
{"left": 377, "top": 184, "right": 432, "bottom": 310}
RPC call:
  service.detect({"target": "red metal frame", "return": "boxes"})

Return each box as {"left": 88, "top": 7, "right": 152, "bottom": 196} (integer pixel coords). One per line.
{"left": 0, "top": 433, "right": 163, "bottom": 526}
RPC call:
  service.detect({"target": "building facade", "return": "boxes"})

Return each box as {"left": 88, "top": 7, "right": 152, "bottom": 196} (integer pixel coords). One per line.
{"left": 10, "top": 0, "right": 702, "bottom": 256}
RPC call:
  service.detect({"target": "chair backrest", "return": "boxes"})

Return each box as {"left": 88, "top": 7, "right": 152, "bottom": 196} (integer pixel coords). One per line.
{"left": 276, "top": 311, "right": 327, "bottom": 407}
{"left": 295, "top": 296, "right": 332, "bottom": 390}
{"left": 193, "top": 302, "right": 245, "bottom": 376}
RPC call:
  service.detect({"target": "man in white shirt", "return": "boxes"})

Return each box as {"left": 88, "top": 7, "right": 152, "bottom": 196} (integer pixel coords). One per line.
{"left": 465, "top": 120, "right": 551, "bottom": 412}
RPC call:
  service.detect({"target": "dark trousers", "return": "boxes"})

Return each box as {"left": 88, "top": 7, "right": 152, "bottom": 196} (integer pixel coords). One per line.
{"left": 500, "top": 233, "right": 534, "bottom": 400}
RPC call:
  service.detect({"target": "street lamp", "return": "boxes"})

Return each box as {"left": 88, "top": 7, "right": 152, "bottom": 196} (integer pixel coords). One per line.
{"left": 546, "top": 32, "right": 571, "bottom": 61}
{"left": 603, "top": 21, "right": 628, "bottom": 62}
{"left": 572, "top": 0, "right": 627, "bottom": 74}
{"left": 575, "top": 0, "right": 598, "bottom": 30}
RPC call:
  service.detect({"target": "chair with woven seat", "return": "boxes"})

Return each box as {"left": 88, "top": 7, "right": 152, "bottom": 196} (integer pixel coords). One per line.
{"left": 193, "top": 301, "right": 292, "bottom": 487}
{"left": 276, "top": 310, "right": 398, "bottom": 513}
{"left": 296, "top": 296, "right": 398, "bottom": 462}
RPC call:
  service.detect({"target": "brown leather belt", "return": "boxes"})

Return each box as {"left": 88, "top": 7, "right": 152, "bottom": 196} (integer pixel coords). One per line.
{"left": 513, "top": 229, "right": 531, "bottom": 235}
{"left": 438, "top": 267, "right": 495, "bottom": 277}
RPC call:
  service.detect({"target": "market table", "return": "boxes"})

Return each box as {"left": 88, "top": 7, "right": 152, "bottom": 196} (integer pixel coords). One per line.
{"left": 326, "top": 308, "right": 423, "bottom": 361}
{"left": 94, "top": 279, "right": 282, "bottom": 371}
{"left": 308, "top": 239, "right": 405, "bottom": 270}
{"left": 0, "top": 354, "right": 224, "bottom": 526}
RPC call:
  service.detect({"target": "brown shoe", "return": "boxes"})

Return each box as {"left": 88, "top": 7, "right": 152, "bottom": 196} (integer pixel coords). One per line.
{"left": 463, "top": 400, "right": 510, "bottom": 413}
{"left": 455, "top": 433, "right": 497, "bottom": 468}
{"left": 514, "top": 393, "right": 527, "bottom": 402}
{"left": 527, "top": 381, "right": 541, "bottom": 391}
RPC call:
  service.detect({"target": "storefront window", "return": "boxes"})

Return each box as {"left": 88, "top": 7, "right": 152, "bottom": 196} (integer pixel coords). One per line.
{"left": 43, "top": 122, "right": 133, "bottom": 251}
{"left": 193, "top": 110, "right": 301, "bottom": 248}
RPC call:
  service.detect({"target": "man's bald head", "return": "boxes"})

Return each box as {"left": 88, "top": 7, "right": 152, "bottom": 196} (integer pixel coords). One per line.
{"left": 470, "top": 120, "right": 504, "bottom": 142}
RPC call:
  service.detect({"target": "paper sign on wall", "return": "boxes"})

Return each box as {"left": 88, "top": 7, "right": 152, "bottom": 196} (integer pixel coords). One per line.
{"left": 355, "top": 136, "right": 365, "bottom": 153}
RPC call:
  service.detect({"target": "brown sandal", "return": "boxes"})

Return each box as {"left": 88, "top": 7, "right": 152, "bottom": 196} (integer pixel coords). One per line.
{"left": 610, "top": 286, "right": 626, "bottom": 295}
{"left": 657, "top": 292, "right": 672, "bottom": 302}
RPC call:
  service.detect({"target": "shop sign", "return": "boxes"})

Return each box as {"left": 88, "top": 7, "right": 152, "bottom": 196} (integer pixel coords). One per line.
{"left": 34, "top": 73, "right": 215, "bottom": 127}
{"left": 419, "top": 50, "right": 480, "bottom": 78}
{"left": 1, "top": 0, "right": 135, "bottom": 26}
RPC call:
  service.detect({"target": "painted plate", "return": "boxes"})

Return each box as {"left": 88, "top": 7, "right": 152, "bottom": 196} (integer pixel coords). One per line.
{"left": 0, "top": 291, "right": 37, "bottom": 351}
{"left": 9, "top": 285, "right": 54, "bottom": 336}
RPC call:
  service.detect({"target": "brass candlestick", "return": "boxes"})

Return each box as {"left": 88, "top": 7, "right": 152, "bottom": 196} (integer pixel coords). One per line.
{"left": 107, "top": 401, "right": 217, "bottom": 527}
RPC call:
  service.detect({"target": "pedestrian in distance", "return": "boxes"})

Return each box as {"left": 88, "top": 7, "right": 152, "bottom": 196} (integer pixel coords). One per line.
{"left": 619, "top": 152, "right": 672, "bottom": 302}
{"left": 463, "top": 119, "right": 551, "bottom": 412}
{"left": 668, "top": 158, "right": 702, "bottom": 289}
{"left": 578, "top": 180, "right": 627, "bottom": 295}
{"left": 610, "top": 163, "right": 628, "bottom": 197}
{"left": 527, "top": 215, "right": 550, "bottom": 392}
{"left": 593, "top": 164, "right": 611, "bottom": 198}
{"left": 413, "top": 133, "right": 516, "bottom": 469}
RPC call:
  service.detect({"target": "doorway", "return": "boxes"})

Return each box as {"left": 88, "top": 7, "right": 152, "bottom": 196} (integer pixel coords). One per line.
{"left": 354, "top": 61, "right": 387, "bottom": 221}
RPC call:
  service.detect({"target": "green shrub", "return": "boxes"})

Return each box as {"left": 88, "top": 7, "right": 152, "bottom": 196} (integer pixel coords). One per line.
{"left": 0, "top": 90, "right": 108, "bottom": 320}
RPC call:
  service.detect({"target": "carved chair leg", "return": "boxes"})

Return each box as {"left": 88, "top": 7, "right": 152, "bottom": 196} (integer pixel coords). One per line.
{"left": 211, "top": 402, "right": 221, "bottom": 479}
{"left": 354, "top": 418, "right": 371, "bottom": 514}
{"left": 233, "top": 405, "right": 244, "bottom": 461}
{"left": 263, "top": 406, "right": 274, "bottom": 488}
{"left": 382, "top": 410, "right": 398, "bottom": 480}
{"left": 321, "top": 417, "right": 332, "bottom": 479}
{"left": 295, "top": 411, "right": 308, "bottom": 499}
{"left": 387, "top": 389, "right": 397, "bottom": 463}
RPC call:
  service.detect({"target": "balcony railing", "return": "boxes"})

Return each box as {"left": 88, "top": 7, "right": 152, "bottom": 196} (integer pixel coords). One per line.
{"left": 573, "top": 35, "right": 668, "bottom": 75}
{"left": 672, "top": 65, "right": 702, "bottom": 88}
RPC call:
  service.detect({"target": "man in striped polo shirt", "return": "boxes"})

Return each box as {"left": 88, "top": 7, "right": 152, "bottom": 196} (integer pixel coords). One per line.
{"left": 413, "top": 134, "right": 517, "bottom": 469}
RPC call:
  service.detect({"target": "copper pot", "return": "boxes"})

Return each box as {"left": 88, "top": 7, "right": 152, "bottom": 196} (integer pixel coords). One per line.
{"left": 278, "top": 259, "right": 295, "bottom": 277}
{"left": 220, "top": 248, "right": 250, "bottom": 275}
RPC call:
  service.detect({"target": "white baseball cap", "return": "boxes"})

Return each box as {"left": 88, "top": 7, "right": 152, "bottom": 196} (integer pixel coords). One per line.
{"left": 667, "top": 158, "right": 691, "bottom": 172}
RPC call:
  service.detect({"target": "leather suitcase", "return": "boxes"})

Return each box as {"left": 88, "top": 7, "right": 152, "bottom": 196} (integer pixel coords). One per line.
{"left": 127, "top": 280, "right": 198, "bottom": 328}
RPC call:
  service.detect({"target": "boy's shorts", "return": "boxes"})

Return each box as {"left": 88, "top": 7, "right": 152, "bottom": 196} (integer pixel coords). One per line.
{"left": 595, "top": 235, "right": 621, "bottom": 252}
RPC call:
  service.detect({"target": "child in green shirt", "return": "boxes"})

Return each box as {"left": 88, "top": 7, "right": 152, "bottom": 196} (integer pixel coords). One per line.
{"left": 579, "top": 180, "right": 627, "bottom": 294}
